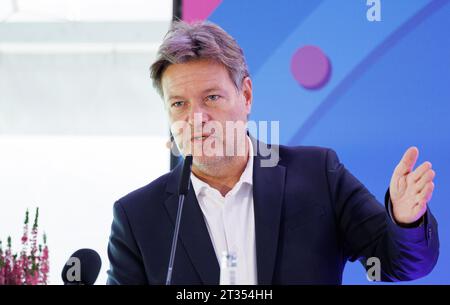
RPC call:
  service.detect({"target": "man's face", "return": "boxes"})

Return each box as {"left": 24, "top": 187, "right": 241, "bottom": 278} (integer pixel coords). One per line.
{"left": 161, "top": 59, "right": 252, "bottom": 172}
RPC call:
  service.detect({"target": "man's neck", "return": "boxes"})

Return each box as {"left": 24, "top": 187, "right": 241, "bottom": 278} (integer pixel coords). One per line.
{"left": 191, "top": 142, "right": 250, "bottom": 197}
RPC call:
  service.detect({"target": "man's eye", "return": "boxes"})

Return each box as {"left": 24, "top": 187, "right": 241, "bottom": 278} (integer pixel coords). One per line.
{"left": 171, "top": 101, "right": 185, "bottom": 108}
{"left": 206, "top": 95, "right": 220, "bottom": 102}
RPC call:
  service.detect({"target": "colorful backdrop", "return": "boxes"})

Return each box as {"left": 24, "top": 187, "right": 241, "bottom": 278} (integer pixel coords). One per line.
{"left": 182, "top": 0, "right": 450, "bottom": 284}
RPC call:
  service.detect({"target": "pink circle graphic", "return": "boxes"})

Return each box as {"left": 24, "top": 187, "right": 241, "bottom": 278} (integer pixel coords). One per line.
{"left": 291, "top": 45, "right": 331, "bottom": 90}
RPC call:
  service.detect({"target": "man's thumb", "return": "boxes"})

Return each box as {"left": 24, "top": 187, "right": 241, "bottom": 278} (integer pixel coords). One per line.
{"left": 396, "top": 146, "right": 419, "bottom": 176}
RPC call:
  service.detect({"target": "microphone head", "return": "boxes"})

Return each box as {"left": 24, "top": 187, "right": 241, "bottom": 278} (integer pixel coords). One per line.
{"left": 61, "top": 248, "right": 102, "bottom": 285}
{"left": 178, "top": 155, "right": 193, "bottom": 195}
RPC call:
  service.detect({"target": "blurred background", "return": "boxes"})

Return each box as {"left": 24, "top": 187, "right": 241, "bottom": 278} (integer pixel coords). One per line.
{"left": 1, "top": 0, "right": 449, "bottom": 284}
{"left": 0, "top": 0, "right": 172, "bottom": 284}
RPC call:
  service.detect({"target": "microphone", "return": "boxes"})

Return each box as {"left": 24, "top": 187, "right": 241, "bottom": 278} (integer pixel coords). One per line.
{"left": 61, "top": 249, "right": 102, "bottom": 285}
{"left": 166, "top": 154, "right": 193, "bottom": 285}
{"left": 178, "top": 154, "right": 193, "bottom": 195}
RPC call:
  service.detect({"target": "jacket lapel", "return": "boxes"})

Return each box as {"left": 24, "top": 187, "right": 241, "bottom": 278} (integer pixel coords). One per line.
{"left": 164, "top": 164, "right": 220, "bottom": 284}
{"left": 252, "top": 141, "right": 286, "bottom": 285}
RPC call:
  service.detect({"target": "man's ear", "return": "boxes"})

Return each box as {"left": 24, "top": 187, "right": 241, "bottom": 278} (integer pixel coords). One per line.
{"left": 241, "top": 76, "right": 253, "bottom": 112}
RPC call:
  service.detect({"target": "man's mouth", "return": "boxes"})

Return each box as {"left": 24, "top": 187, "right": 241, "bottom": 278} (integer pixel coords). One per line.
{"left": 191, "top": 134, "right": 212, "bottom": 141}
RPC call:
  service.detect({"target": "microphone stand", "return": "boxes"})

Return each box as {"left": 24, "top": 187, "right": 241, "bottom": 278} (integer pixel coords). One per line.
{"left": 166, "top": 155, "right": 193, "bottom": 285}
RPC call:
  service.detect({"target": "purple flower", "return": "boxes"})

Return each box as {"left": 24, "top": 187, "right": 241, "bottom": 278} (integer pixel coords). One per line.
{"left": 0, "top": 208, "right": 49, "bottom": 285}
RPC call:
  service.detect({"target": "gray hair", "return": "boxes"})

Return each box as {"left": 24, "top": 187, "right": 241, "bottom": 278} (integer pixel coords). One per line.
{"left": 150, "top": 21, "right": 250, "bottom": 97}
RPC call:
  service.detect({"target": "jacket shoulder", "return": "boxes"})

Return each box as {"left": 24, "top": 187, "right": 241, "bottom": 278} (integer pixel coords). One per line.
{"left": 278, "top": 145, "right": 335, "bottom": 164}
{"left": 115, "top": 170, "right": 173, "bottom": 212}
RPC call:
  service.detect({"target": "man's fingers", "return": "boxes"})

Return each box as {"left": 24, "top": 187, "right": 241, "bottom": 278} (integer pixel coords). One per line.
{"left": 415, "top": 169, "right": 436, "bottom": 192}
{"left": 417, "top": 181, "right": 435, "bottom": 206}
{"left": 394, "top": 147, "right": 419, "bottom": 178}
{"left": 411, "top": 161, "right": 432, "bottom": 182}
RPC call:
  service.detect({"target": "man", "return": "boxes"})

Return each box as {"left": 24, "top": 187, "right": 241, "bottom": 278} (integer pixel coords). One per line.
{"left": 107, "top": 21, "right": 439, "bottom": 284}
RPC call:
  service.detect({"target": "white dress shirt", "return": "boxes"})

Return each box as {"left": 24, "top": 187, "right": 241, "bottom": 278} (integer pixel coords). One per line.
{"left": 190, "top": 136, "right": 257, "bottom": 285}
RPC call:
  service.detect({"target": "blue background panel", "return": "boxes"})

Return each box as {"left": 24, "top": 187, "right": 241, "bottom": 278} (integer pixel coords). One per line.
{"left": 205, "top": 0, "right": 450, "bottom": 284}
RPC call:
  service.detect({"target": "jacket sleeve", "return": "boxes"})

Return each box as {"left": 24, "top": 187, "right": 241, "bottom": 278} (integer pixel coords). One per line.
{"left": 325, "top": 148, "right": 439, "bottom": 281}
{"left": 107, "top": 200, "right": 148, "bottom": 285}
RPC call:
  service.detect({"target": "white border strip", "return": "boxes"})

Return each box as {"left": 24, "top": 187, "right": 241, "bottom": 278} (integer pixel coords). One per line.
{"left": 0, "top": 42, "right": 160, "bottom": 54}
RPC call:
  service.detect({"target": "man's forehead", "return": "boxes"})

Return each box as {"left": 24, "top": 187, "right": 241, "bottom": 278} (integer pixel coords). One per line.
{"left": 162, "top": 62, "right": 230, "bottom": 98}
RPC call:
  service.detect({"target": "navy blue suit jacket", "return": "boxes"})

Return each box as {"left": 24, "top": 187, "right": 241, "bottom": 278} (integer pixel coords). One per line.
{"left": 107, "top": 144, "right": 439, "bottom": 284}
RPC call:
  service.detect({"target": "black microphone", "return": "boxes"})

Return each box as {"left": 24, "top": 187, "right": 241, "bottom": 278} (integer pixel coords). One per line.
{"left": 166, "top": 154, "right": 193, "bottom": 285}
{"left": 61, "top": 249, "right": 102, "bottom": 285}
{"left": 178, "top": 154, "right": 193, "bottom": 195}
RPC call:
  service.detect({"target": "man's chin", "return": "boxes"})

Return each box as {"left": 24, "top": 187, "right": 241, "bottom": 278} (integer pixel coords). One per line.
{"left": 192, "top": 155, "right": 231, "bottom": 172}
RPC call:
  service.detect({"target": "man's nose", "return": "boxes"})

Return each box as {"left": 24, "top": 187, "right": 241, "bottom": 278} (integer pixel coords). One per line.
{"left": 187, "top": 104, "right": 210, "bottom": 126}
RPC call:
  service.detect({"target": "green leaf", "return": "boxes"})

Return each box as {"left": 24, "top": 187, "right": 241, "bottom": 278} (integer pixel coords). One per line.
{"left": 24, "top": 209, "right": 29, "bottom": 225}
{"left": 33, "top": 207, "right": 40, "bottom": 230}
